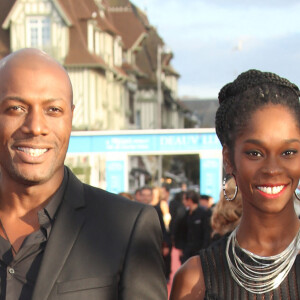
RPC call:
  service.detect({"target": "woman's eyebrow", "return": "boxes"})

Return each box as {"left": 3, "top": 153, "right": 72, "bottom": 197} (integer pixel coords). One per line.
{"left": 243, "top": 138, "right": 300, "bottom": 145}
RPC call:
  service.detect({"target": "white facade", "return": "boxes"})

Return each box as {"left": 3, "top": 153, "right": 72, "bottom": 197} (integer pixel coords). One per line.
{"left": 4, "top": 0, "right": 69, "bottom": 62}
{"left": 2, "top": 0, "right": 183, "bottom": 131}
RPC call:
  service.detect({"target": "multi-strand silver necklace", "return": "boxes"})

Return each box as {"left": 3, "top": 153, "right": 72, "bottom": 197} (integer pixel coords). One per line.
{"left": 226, "top": 226, "right": 300, "bottom": 294}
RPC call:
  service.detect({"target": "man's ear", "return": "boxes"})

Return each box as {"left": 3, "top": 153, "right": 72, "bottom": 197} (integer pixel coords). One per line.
{"left": 222, "top": 145, "right": 234, "bottom": 174}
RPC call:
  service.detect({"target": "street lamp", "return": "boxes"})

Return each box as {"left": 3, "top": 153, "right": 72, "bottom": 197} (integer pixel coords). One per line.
{"left": 156, "top": 44, "right": 172, "bottom": 185}
{"left": 157, "top": 44, "right": 163, "bottom": 129}
{"left": 156, "top": 44, "right": 168, "bottom": 186}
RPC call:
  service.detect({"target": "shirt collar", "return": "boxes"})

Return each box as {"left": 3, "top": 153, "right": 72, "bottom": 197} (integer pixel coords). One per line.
{"left": 43, "top": 168, "right": 68, "bottom": 221}
{"left": 38, "top": 168, "right": 68, "bottom": 236}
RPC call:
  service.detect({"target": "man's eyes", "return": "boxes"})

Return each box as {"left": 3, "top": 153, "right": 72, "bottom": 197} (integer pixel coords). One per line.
{"left": 48, "top": 107, "right": 63, "bottom": 113}
{"left": 6, "top": 105, "right": 25, "bottom": 113}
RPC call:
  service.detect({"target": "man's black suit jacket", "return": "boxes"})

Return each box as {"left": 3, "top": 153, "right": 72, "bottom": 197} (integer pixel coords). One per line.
{"left": 31, "top": 167, "right": 167, "bottom": 300}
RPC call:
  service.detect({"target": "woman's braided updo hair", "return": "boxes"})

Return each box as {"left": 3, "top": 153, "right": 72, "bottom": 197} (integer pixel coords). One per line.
{"left": 215, "top": 69, "right": 300, "bottom": 151}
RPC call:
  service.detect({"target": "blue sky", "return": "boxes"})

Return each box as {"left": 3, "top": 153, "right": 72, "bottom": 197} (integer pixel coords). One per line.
{"left": 131, "top": 0, "right": 300, "bottom": 99}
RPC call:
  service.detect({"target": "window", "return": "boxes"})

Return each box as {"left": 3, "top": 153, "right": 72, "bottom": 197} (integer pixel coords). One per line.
{"left": 136, "top": 110, "right": 141, "bottom": 129}
{"left": 27, "top": 17, "right": 51, "bottom": 49}
{"left": 129, "top": 91, "right": 135, "bottom": 124}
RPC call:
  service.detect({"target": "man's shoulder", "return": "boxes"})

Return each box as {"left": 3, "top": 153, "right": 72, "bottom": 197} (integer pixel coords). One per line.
{"left": 83, "top": 183, "right": 145, "bottom": 210}
{"left": 66, "top": 166, "right": 145, "bottom": 212}
{"left": 76, "top": 184, "right": 158, "bottom": 231}
{"left": 66, "top": 172, "right": 157, "bottom": 222}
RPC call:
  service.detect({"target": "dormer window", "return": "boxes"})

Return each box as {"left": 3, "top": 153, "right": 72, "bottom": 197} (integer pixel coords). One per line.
{"left": 26, "top": 16, "right": 51, "bottom": 49}
{"left": 99, "top": 10, "right": 105, "bottom": 18}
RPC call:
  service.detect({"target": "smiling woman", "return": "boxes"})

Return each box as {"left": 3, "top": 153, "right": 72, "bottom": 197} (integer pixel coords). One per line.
{"left": 170, "top": 69, "right": 300, "bottom": 300}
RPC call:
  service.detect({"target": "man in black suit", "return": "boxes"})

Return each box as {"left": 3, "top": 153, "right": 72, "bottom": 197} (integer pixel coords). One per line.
{"left": 0, "top": 48, "right": 167, "bottom": 299}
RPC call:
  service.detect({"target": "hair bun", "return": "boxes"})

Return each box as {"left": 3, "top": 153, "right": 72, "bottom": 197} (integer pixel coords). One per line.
{"left": 218, "top": 69, "right": 300, "bottom": 104}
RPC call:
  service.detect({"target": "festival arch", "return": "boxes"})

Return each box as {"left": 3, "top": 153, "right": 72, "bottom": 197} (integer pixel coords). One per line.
{"left": 67, "top": 128, "right": 223, "bottom": 201}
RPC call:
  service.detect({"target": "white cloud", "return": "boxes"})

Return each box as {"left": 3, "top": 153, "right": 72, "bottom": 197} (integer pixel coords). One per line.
{"left": 131, "top": 0, "right": 300, "bottom": 98}
{"left": 176, "top": 33, "right": 300, "bottom": 99}
{"left": 203, "top": 0, "right": 300, "bottom": 8}
{"left": 179, "top": 84, "right": 219, "bottom": 99}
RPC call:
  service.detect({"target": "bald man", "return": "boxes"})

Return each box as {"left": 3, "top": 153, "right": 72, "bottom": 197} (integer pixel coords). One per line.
{"left": 0, "top": 48, "right": 167, "bottom": 300}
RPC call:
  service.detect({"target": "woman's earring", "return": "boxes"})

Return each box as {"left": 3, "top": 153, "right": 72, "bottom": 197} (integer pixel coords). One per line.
{"left": 294, "top": 190, "right": 300, "bottom": 201}
{"left": 223, "top": 174, "right": 238, "bottom": 201}
{"left": 295, "top": 181, "right": 300, "bottom": 201}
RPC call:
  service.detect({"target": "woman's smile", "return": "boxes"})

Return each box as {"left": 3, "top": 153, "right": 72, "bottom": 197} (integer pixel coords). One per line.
{"left": 256, "top": 184, "right": 287, "bottom": 199}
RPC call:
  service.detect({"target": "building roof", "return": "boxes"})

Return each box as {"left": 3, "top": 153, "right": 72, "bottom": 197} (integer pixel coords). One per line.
{"left": 83, "top": 0, "right": 119, "bottom": 35}
{"left": 0, "top": 0, "right": 16, "bottom": 59}
{"left": 106, "top": 1, "right": 147, "bottom": 50}
{"left": 106, "top": 0, "right": 131, "bottom": 7}
{"left": 56, "top": 0, "right": 100, "bottom": 67}
{"left": 164, "top": 64, "right": 180, "bottom": 78}
{"left": 58, "top": 0, "right": 118, "bottom": 67}
{"left": 122, "top": 62, "right": 145, "bottom": 77}
{"left": 136, "top": 26, "right": 161, "bottom": 78}
{"left": 3, "top": 0, "right": 72, "bottom": 29}
{"left": 0, "top": 0, "right": 178, "bottom": 82}
{"left": 131, "top": 4, "right": 150, "bottom": 28}
{"left": 180, "top": 99, "right": 219, "bottom": 128}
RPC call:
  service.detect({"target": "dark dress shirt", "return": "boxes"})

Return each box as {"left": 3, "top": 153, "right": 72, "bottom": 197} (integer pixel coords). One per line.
{"left": 0, "top": 173, "right": 67, "bottom": 300}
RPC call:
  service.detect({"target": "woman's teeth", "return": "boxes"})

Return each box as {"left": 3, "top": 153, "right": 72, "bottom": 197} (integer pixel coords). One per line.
{"left": 257, "top": 185, "right": 285, "bottom": 195}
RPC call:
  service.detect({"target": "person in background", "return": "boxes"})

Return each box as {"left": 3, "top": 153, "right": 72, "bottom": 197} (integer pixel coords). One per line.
{"left": 118, "top": 192, "right": 134, "bottom": 201}
{"left": 0, "top": 48, "right": 167, "bottom": 300}
{"left": 139, "top": 186, "right": 153, "bottom": 204}
{"left": 169, "top": 191, "right": 187, "bottom": 251}
{"left": 180, "top": 182, "right": 188, "bottom": 192}
{"left": 160, "top": 184, "right": 172, "bottom": 229}
{"left": 171, "top": 69, "right": 300, "bottom": 299}
{"left": 151, "top": 187, "right": 172, "bottom": 282}
{"left": 198, "top": 194, "right": 215, "bottom": 247}
{"left": 180, "top": 190, "right": 208, "bottom": 263}
{"left": 134, "top": 188, "right": 143, "bottom": 202}
{"left": 160, "top": 184, "right": 171, "bottom": 203}
{"left": 199, "top": 194, "right": 214, "bottom": 209}
{"left": 159, "top": 184, "right": 173, "bottom": 279}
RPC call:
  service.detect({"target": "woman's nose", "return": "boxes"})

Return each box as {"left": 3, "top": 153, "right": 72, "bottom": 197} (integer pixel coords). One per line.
{"left": 261, "top": 156, "right": 283, "bottom": 175}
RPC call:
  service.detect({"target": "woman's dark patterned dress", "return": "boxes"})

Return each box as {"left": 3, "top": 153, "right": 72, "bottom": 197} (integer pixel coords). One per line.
{"left": 199, "top": 236, "right": 300, "bottom": 300}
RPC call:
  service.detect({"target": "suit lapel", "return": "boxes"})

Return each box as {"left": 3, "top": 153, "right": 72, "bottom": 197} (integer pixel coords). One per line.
{"left": 32, "top": 168, "right": 86, "bottom": 300}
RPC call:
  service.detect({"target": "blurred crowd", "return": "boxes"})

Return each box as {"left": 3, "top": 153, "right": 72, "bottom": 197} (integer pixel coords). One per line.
{"left": 119, "top": 180, "right": 243, "bottom": 282}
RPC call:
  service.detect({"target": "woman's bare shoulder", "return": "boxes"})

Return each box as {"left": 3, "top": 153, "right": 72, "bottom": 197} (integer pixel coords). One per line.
{"left": 170, "top": 255, "right": 206, "bottom": 300}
